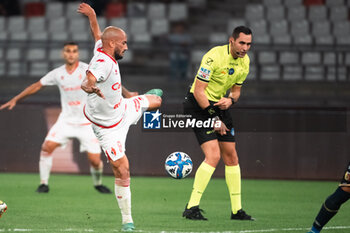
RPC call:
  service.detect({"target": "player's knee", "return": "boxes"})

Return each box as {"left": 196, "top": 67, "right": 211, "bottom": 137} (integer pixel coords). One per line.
{"left": 41, "top": 144, "right": 53, "bottom": 155}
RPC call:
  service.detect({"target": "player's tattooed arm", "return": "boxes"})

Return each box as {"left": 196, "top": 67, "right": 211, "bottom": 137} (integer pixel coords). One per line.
{"left": 122, "top": 86, "right": 138, "bottom": 98}
{"left": 78, "top": 3, "right": 101, "bottom": 41}
{"left": 81, "top": 72, "right": 105, "bottom": 99}
{"left": 0, "top": 81, "right": 43, "bottom": 110}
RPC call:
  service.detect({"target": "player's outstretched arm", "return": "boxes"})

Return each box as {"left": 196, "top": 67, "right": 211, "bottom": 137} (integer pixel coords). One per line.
{"left": 78, "top": 3, "right": 101, "bottom": 42}
{"left": 122, "top": 86, "right": 138, "bottom": 98}
{"left": 81, "top": 72, "right": 105, "bottom": 99}
{"left": 0, "top": 81, "right": 43, "bottom": 110}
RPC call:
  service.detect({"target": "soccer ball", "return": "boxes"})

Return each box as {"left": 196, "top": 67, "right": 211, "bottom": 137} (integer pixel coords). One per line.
{"left": 165, "top": 152, "right": 193, "bottom": 179}
{"left": 0, "top": 200, "right": 7, "bottom": 218}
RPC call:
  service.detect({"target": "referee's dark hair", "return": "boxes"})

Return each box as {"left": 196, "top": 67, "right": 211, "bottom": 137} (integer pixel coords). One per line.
{"left": 232, "top": 26, "right": 252, "bottom": 39}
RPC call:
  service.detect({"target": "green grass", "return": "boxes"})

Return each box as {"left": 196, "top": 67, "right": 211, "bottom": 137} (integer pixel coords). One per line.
{"left": 0, "top": 173, "right": 349, "bottom": 233}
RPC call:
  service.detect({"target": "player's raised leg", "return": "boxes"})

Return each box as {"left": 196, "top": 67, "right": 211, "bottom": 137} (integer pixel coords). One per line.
{"left": 183, "top": 140, "right": 220, "bottom": 220}
{"left": 220, "top": 141, "right": 254, "bottom": 220}
{"left": 37, "top": 140, "right": 60, "bottom": 193}
{"left": 87, "top": 152, "right": 112, "bottom": 194}
{"left": 110, "top": 155, "right": 134, "bottom": 231}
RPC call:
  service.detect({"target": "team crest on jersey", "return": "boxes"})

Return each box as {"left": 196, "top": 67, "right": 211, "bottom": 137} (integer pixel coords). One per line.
{"left": 206, "top": 57, "right": 214, "bottom": 66}
{"left": 229, "top": 68, "right": 235, "bottom": 75}
{"left": 198, "top": 67, "right": 211, "bottom": 80}
{"left": 115, "top": 69, "right": 118, "bottom": 75}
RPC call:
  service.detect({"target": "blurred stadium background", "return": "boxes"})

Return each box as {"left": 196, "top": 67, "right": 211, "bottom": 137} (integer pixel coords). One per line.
{"left": 0, "top": 0, "right": 349, "bottom": 180}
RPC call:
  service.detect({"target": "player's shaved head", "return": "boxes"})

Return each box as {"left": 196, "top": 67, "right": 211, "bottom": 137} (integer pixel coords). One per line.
{"left": 101, "top": 26, "right": 126, "bottom": 43}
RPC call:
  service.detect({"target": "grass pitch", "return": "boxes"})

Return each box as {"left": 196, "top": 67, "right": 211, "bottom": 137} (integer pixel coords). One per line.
{"left": 0, "top": 173, "right": 349, "bottom": 233}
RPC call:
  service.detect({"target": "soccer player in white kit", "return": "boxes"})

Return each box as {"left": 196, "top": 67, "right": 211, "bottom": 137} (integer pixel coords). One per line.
{"left": 78, "top": 3, "right": 162, "bottom": 231}
{"left": 0, "top": 42, "right": 113, "bottom": 194}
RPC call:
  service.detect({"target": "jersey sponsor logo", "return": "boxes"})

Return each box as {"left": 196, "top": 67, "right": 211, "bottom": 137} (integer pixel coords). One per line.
{"left": 113, "top": 98, "right": 123, "bottom": 109}
{"left": 229, "top": 68, "right": 235, "bottom": 75}
{"left": 205, "top": 57, "right": 214, "bottom": 66}
{"left": 198, "top": 67, "right": 211, "bottom": 80}
{"left": 68, "top": 101, "right": 81, "bottom": 106}
{"left": 61, "top": 85, "right": 81, "bottom": 92}
{"left": 112, "top": 82, "right": 121, "bottom": 90}
{"left": 96, "top": 59, "right": 105, "bottom": 63}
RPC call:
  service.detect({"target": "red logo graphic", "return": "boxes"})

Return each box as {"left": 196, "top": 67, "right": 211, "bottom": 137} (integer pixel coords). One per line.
{"left": 133, "top": 98, "right": 141, "bottom": 112}
{"left": 96, "top": 59, "right": 105, "bottom": 63}
{"left": 117, "top": 141, "right": 123, "bottom": 153}
{"left": 68, "top": 101, "right": 81, "bottom": 106}
{"left": 112, "top": 82, "right": 121, "bottom": 90}
{"left": 111, "top": 147, "right": 116, "bottom": 155}
{"left": 115, "top": 69, "right": 118, "bottom": 75}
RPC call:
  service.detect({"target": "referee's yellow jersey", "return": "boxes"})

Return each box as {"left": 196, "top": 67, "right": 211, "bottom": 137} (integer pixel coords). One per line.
{"left": 190, "top": 44, "right": 250, "bottom": 102}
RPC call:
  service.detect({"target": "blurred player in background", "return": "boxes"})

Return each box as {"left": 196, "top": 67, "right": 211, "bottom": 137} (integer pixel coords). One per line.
{"left": 307, "top": 162, "right": 350, "bottom": 233}
{"left": 78, "top": 3, "right": 162, "bottom": 231}
{"left": 182, "top": 26, "right": 254, "bottom": 220}
{"left": 0, "top": 42, "right": 114, "bottom": 194}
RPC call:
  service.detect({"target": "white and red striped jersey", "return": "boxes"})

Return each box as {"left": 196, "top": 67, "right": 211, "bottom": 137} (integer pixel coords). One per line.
{"left": 40, "top": 62, "right": 90, "bottom": 125}
{"left": 84, "top": 40, "right": 126, "bottom": 128}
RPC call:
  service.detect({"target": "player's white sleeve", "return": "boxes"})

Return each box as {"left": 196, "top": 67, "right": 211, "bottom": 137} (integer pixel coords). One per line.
{"left": 88, "top": 59, "right": 112, "bottom": 83}
{"left": 40, "top": 69, "right": 57, "bottom": 86}
{"left": 93, "top": 40, "right": 103, "bottom": 56}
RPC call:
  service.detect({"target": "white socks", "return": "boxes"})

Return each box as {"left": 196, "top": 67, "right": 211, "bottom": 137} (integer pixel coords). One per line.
{"left": 115, "top": 178, "right": 133, "bottom": 224}
{"left": 39, "top": 155, "right": 53, "bottom": 185}
{"left": 90, "top": 161, "right": 103, "bottom": 186}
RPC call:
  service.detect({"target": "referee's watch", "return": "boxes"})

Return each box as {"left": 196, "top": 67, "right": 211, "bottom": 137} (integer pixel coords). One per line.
{"left": 230, "top": 97, "right": 235, "bottom": 105}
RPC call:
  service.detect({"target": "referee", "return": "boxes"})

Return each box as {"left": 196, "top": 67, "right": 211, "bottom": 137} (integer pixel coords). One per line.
{"left": 182, "top": 26, "right": 254, "bottom": 220}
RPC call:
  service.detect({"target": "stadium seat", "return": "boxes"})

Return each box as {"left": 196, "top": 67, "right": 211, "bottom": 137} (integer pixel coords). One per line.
{"left": 0, "top": 17, "right": 6, "bottom": 31}
{"left": 336, "top": 35, "right": 350, "bottom": 45}
{"left": 227, "top": 18, "right": 246, "bottom": 34}
{"left": 72, "top": 32, "right": 90, "bottom": 42}
{"left": 129, "top": 18, "right": 148, "bottom": 36}
{"left": 29, "top": 62, "right": 49, "bottom": 77}
{"left": 66, "top": 2, "right": 82, "bottom": 18}
{"left": 325, "top": 0, "right": 345, "bottom": 6}
{"left": 45, "top": 2, "right": 64, "bottom": 18}
{"left": 0, "top": 31, "right": 8, "bottom": 42}
{"left": 333, "top": 21, "right": 350, "bottom": 36}
{"left": 191, "top": 50, "right": 206, "bottom": 63}
{"left": 68, "top": 18, "right": 88, "bottom": 33}
{"left": 27, "top": 17, "right": 46, "bottom": 33}
{"left": 345, "top": 52, "right": 350, "bottom": 65}
{"left": 150, "top": 19, "right": 169, "bottom": 36}
{"left": 0, "top": 61, "right": 5, "bottom": 76}
{"left": 27, "top": 48, "right": 46, "bottom": 61}
{"left": 247, "top": 65, "right": 257, "bottom": 80}
{"left": 260, "top": 65, "right": 281, "bottom": 80}
{"left": 254, "top": 34, "right": 272, "bottom": 44}
{"left": 282, "top": 65, "right": 303, "bottom": 81}
{"left": 105, "top": 2, "right": 126, "bottom": 18}
{"left": 109, "top": 18, "right": 128, "bottom": 33}
{"left": 209, "top": 32, "right": 228, "bottom": 44}
{"left": 312, "top": 21, "right": 330, "bottom": 37}
{"left": 132, "top": 33, "right": 151, "bottom": 43}
{"left": 293, "top": 34, "right": 313, "bottom": 45}
{"left": 270, "top": 20, "right": 288, "bottom": 36}
{"left": 263, "top": 0, "right": 282, "bottom": 6}
{"left": 48, "top": 49, "right": 62, "bottom": 62}
{"left": 258, "top": 51, "right": 277, "bottom": 64}
{"left": 279, "top": 51, "right": 299, "bottom": 65}
{"left": 249, "top": 20, "right": 268, "bottom": 37}
{"left": 283, "top": 0, "right": 303, "bottom": 7}
{"left": 273, "top": 34, "right": 292, "bottom": 44}
{"left": 315, "top": 35, "right": 334, "bottom": 45}
{"left": 267, "top": 6, "right": 285, "bottom": 21}
{"left": 323, "top": 52, "right": 337, "bottom": 65}
{"left": 245, "top": 4, "right": 265, "bottom": 21}
{"left": 9, "top": 32, "right": 28, "bottom": 41}
{"left": 97, "top": 17, "right": 107, "bottom": 31}
{"left": 7, "top": 62, "right": 23, "bottom": 76}
{"left": 77, "top": 48, "right": 90, "bottom": 62}
{"left": 304, "top": 66, "right": 324, "bottom": 81}
{"left": 24, "top": 2, "right": 45, "bottom": 17}
{"left": 127, "top": 2, "right": 147, "bottom": 17}
{"left": 329, "top": 6, "right": 348, "bottom": 22}
{"left": 118, "top": 50, "right": 133, "bottom": 63}
{"left": 147, "top": 3, "right": 166, "bottom": 19}
{"left": 48, "top": 17, "right": 67, "bottom": 33}
{"left": 290, "top": 20, "right": 309, "bottom": 36}
{"left": 301, "top": 52, "right": 321, "bottom": 65}
{"left": 29, "top": 32, "right": 49, "bottom": 41}
{"left": 168, "top": 3, "right": 188, "bottom": 21}
{"left": 287, "top": 6, "right": 306, "bottom": 21}
{"left": 7, "top": 16, "right": 25, "bottom": 33}
{"left": 308, "top": 6, "right": 328, "bottom": 23}
{"left": 50, "top": 32, "right": 69, "bottom": 42}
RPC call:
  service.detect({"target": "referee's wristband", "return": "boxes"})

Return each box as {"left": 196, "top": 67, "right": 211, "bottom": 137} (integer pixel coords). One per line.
{"left": 204, "top": 104, "right": 220, "bottom": 117}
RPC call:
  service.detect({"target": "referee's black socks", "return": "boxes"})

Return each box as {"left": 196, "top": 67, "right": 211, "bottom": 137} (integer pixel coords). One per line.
{"left": 312, "top": 187, "right": 350, "bottom": 231}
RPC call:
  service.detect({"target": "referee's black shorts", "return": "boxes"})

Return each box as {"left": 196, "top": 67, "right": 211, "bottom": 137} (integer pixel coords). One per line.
{"left": 183, "top": 93, "right": 235, "bottom": 145}
{"left": 340, "top": 162, "right": 350, "bottom": 187}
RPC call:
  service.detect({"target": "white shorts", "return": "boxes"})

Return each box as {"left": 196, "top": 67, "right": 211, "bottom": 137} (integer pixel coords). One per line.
{"left": 45, "top": 119, "right": 101, "bottom": 154}
{"left": 91, "top": 95, "right": 149, "bottom": 161}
